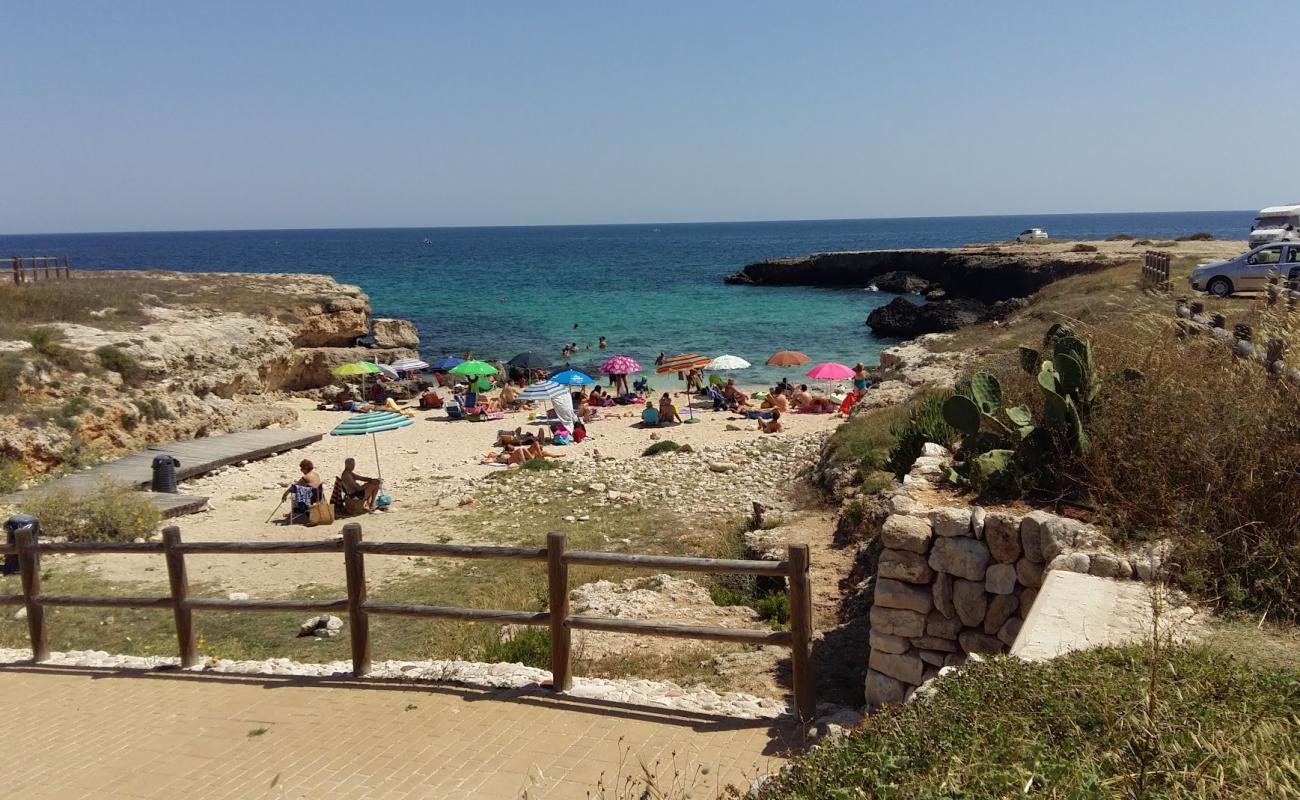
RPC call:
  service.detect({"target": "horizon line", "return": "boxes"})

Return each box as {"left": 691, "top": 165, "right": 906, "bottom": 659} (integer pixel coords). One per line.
{"left": 0, "top": 208, "right": 1254, "bottom": 238}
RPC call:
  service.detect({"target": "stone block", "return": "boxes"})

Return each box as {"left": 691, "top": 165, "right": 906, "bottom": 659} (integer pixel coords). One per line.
{"left": 881, "top": 514, "right": 933, "bottom": 554}
{"left": 870, "top": 649, "right": 925, "bottom": 685}
{"left": 1018, "top": 586, "right": 1038, "bottom": 613}
{"left": 1015, "top": 557, "right": 1044, "bottom": 588}
{"left": 953, "top": 579, "right": 987, "bottom": 627}
{"left": 1020, "top": 510, "right": 1054, "bottom": 563}
{"left": 874, "top": 578, "right": 933, "bottom": 614}
{"left": 997, "top": 616, "right": 1023, "bottom": 646}
{"left": 929, "top": 507, "right": 972, "bottom": 538}
{"left": 919, "top": 649, "right": 947, "bottom": 667}
{"left": 913, "top": 635, "right": 958, "bottom": 653}
{"left": 1088, "top": 551, "right": 1128, "bottom": 579}
{"left": 983, "top": 593, "right": 1019, "bottom": 634}
{"left": 985, "top": 563, "right": 1017, "bottom": 595}
{"left": 1047, "top": 552, "right": 1091, "bottom": 574}
{"left": 865, "top": 668, "right": 909, "bottom": 706}
{"left": 944, "top": 652, "right": 966, "bottom": 667}
{"left": 878, "top": 548, "right": 934, "bottom": 584}
{"left": 929, "top": 537, "right": 990, "bottom": 581}
{"left": 1041, "top": 517, "right": 1083, "bottom": 562}
{"left": 984, "top": 512, "right": 1022, "bottom": 563}
{"left": 869, "top": 631, "right": 910, "bottom": 655}
{"left": 887, "top": 492, "right": 927, "bottom": 518}
{"left": 925, "top": 610, "right": 961, "bottom": 640}
{"left": 371, "top": 318, "right": 421, "bottom": 349}
{"left": 870, "top": 605, "right": 926, "bottom": 637}
{"left": 970, "top": 506, "right": 987, "bottom": 539}
{"left": 959, "top": 629, "right": 1005, "bottom": 656}
{"left": 933, "top": 573, "right": 955, "bottom": 619}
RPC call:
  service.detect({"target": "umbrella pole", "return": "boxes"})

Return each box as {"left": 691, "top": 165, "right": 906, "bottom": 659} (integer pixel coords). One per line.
{"left": 372, "top": 433, "right": 382, "bottom": 482}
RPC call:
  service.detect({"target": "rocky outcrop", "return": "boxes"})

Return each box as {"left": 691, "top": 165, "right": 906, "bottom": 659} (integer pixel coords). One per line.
{"left": 371, "top": 318, "right": 420, "bottom": 349}
{"left": 868, "top": 271, "right": 940, "bottom": 295}
{"left": 865, "top": 297, "right": 989, "bottom": 337}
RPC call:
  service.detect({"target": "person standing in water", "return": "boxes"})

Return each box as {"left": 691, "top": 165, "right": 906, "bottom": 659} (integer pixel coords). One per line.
{"left": 598, "top": 336, "right": 607, "bottom": 350}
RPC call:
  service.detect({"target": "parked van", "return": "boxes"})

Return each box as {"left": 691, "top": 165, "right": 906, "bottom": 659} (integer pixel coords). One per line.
{"left": 1248, "top": 205, "right": 1300, "bottom": 247}
{"left": 1189, "top": 242, "right": 1300, "bottom": 296}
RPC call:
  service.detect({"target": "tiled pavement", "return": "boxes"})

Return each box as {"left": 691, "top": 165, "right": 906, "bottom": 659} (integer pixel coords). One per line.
{"left": 0, "top": 665, "right": 794, "bottom": 799}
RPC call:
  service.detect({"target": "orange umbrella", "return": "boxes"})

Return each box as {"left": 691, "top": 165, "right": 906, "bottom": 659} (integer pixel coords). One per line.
{"left": 766, "top": 350, "right": 810, "bottom": 367}
{"left": 656, "top": 353, "right": 712, "bottom": 374}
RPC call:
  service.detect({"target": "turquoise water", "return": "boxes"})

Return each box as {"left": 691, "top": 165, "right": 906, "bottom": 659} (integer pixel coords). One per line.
{"left": 3, "top": 211, "right": 1252, "bottom": 385}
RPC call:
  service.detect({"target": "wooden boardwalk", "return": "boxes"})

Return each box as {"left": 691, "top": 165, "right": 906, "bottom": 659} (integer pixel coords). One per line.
{"left": 0, "top": 429, "right": 323, "bottom": 518}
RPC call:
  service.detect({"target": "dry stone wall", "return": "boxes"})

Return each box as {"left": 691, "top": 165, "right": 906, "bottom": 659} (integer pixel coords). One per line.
{"left": 865, "top": 444, "right": 1167, "bottom": 707}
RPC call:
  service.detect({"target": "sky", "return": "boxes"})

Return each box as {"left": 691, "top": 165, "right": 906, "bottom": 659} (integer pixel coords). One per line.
{"left": 2, "top": 1, "right": 1297, "bottom": 233}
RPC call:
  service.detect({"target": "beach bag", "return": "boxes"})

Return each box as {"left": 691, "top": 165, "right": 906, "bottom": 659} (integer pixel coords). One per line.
{"left": 376, "top": 494, "right": 392, "bottom": 509}
{"left": 308, "top": 499, "right": 335, "bottom": 526}
{"left": 573, "top": 425, "right": 586, "bottom": 443}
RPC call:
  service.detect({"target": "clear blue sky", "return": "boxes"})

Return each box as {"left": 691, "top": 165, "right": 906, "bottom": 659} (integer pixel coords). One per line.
{"left": 2, "top": 1, "right": 1294, "bottom": 233}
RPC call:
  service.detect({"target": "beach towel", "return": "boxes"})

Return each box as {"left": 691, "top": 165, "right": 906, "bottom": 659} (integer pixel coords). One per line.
{"left": 290, "top": 484, "right": 316, "bottom": 514}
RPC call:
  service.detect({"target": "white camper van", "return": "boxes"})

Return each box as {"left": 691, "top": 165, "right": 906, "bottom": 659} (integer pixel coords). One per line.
{"left": 1249, "top": 205, "right": 1300, "bottom": 247}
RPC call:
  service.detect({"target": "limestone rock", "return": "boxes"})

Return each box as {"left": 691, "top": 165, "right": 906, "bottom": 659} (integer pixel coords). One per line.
{"left": 953, "top": 579, "right": 988, "bottom": 627}
{"left": 929, "top": 507, "right": 972, "bottom": 538}
{"left": 298, "top": 615, "right": 343, "bottom": 638}
{"left": 928, "top": 537, "right": 990, "bottom": 581}
{"left": 984, "top": 512, "right": 1022, "bottom": 563}
{"left": 1047, "top": 552, "right": 1091, "bottom": 574}
{"left": 881, "top": 514, "right": 932, "bottom": 554}
{"left": 925, "top": 611, "right": 961, "bottom": 640}
{"left": 887, "top": 492, "right": 928, "bottom": 518}
{"left": 865, "top": 668, "right": 909, "bottom": 706}
{"left": 983, "top": 594, "right": 1019, "bottom": 634}
{"left": 1040, "top": 517, "right": 1083, "bottom": 563}
{"left": 920, "top": 442, "right": 951, "bottom": 459}
{"left": 933, "top": 573, "right": 955, "bottom": 619}
{"left": 969, "top": 506, "right": 986, "bottom": 540}
{"left": 1018, "top": 586, "right": 1038, "bottom": 613}
{"left": 869, "top": 606, "right": 926, "bottom": 638}
{"left": 1088, "top": 551, "right": 1128, "bottom": 579}
{"left": 874, "top": 578, "right": 933, "bottom": 614}
{"left": 1015, "top": 557, "right": 1044, "bottom": 588}
{"left": 918, "top": 650, "right": 947, "bottom": 667}
{"left": 869, "top": 649, "right": 925, "bottom": 685}
{"left": 914, "top": 635, "right": 958, "bottom": 653}
{"left": 997, "top": 616, "right": 1023, "bottom": 646}
{"left": 878, "top": 549, "right": 934, "bottom": 584}
{"left": 869, "top": 631, "right": 910, "bottom": 655}
{"left": 371, "top": 318, "right": 420, "bottom": 349}
{"left": 958, "top": 630, "right": 1004, "bottom": 656}
{"left": 985, "top": 563, "right": 1017, "bottom": 595}
{"left": 1020, "top": 510, "right": 1054, "bottom": 563}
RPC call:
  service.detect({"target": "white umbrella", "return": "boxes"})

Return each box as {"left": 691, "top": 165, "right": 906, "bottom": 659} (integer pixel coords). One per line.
{"left": 376, "top": 364, "right": 400, "bottom": 381}
{"left": 390, "top": 358, "right": 430, "bottom": 373}
{"left": 708, "top": 355, "right": 751, "bottom": 370}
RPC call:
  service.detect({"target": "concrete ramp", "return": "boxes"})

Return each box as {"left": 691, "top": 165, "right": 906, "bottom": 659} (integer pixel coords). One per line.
{"left": 1012, "top": 571, "right": 1162, "bottom": 661}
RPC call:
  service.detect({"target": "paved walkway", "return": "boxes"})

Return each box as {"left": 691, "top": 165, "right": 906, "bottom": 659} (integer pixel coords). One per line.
{"left": 0, "top": 665, "right": 791, "bottom": 800}
{"left": 0, "top": 429, "right": 322, "bottom": 517}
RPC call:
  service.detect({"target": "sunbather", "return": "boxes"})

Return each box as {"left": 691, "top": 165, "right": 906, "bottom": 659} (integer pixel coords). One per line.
{"left": 722, "top": 378, "right": 748, "bottom": 405}
{"left": 658, "top": 393, "right": 683, "bottom": 425}
{"left": 762, "top": 392, "right": 789, "bottom": 412}
{"left": 759, "top": 409, "right": 783, "bottom": 433}
{"left": 641, "top": 401, "right": 660, "bottom": 427}
{"left": 339, "top": 457, "right": 383, "bottom": 511}
{"left": 792, "top": 384, "right": 814, "bottom": 407}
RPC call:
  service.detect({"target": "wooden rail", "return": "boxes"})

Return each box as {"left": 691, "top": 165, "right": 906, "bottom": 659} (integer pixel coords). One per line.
{"left": 0, "top": 521, "right": 817, "bottom": 719}
{"left": 7, "top": 256, "right": 72, "bottom": 285}
{"left": 1142, "top": 251, "right": 1170, "bottom": 290}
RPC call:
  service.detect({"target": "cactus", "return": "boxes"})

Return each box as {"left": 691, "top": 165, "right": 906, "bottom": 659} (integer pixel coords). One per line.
{"left": 1018, "top": 346, "right": 1040, "bottom": 375}
{"left": 970, "top": 372, "right": 1002, "bottom": 415}
{"left": 941, "top": 394, "right": 982, "bottom": 437}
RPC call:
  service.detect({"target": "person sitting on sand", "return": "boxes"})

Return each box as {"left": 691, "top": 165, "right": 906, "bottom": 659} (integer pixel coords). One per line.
{"left": 762, "top": 391, "right": 789, "bottom": 412}
{"left": 776, "top": 377, "right": 793, "bottom": 396}
{"left": 499, "top": 383, "right": 521, "bottom": 407}
{"left": 281, "top": 459, "right": 322, "bottom": 501}
{"left": 589, "top": 385, "right": 610, "bottom": 406}
{"left": 792, "top": 384, "right": 813, "bottom": 407}
{"left": 758, "top": 410, "right": 783, "bottom": 433}
{"left": 641, "top": 401, "right": 660, "bottom": 427}
{"left": 658, "top": 393, "right": 683, "bottom": 425}
{"left": 339, "top": 457, "right": 383, "bottom": 511}
{"left": 722, "top": 379, "right": 748, "bottom": 405}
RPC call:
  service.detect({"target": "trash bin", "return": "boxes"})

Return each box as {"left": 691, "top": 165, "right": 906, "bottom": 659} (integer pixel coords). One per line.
{"left": 3, "top": 514, "right": 38, "bottom": 575}
{"left": 151, "top": 454, "right": 180, "bottom": 494}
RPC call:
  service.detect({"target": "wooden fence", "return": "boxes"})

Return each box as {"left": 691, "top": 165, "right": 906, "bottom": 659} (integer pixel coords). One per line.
{"left": 1141, "top": 251, "right": 1170, "bottom": 290}
{"left": 0, "top": 522, "right": 817, "bottom": 719}
{"left": 7, "top": 256, "right": 72, "bottom": 284}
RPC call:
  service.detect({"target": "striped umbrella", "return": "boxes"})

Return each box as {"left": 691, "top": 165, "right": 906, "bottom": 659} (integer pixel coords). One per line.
{"left": 330, "top": 410, "right": 414, "bottom": 480}
{"left": 518, "top": 380, "right": 569, "bottom": 401}
{"left": 390, "top": 358, "right": 430, "bottom": 373}
{"left": 656, "top": 353, "right": 712, "bottom": 421}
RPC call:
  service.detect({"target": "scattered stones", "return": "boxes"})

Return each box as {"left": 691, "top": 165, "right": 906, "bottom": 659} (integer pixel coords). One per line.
{"left": 298, "top": 615, "right": 343, "bottom": 638}
{"left": 14, "top": 607, "right": 27, "bottom": 620}
{"left": 227, "top": 592, "right": 250, "bottom": 601}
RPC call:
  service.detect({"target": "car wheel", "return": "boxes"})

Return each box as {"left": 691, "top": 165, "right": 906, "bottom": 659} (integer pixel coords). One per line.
{"left": 1207, "top": 277, "right": 1232, "bottom": 297}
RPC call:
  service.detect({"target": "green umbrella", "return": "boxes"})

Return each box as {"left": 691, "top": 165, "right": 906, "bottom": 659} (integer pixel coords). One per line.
{"left": 332, "top": 362, "right": 380, "bottom": 376}
{"left": 448, "top": 360, "right": 498, "bottom": 376}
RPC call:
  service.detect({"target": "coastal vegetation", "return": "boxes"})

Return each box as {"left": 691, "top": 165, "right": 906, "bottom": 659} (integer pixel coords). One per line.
{"left": 20, "top": 478, "right": 161, "bottom": 543}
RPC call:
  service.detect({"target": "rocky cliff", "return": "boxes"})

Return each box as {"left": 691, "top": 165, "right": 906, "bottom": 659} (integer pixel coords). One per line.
{"left": 0, "top": 270, "right": 417, "bottom": 476}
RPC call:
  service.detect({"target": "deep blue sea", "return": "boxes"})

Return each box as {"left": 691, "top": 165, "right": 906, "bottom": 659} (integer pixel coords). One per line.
{"left": 2, "top": 211, "right": 1252, "bottom": 385}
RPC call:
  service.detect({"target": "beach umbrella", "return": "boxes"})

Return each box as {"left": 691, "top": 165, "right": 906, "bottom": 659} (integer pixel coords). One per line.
{"left": 518, "top": 380, "right": 569, "bottom": 402}
{"left": 806, "top": 362, "right": 855, "bottom": 381}
{"left": 507, "top": 352, "right": 551, "bottom": 370}
{"left": 598, "top": 355, "right": 642, "bottom": 375}
{"left": 430, "top": 356, "right": 465, "bottom": 371}
{"left": 448, "top": 360, "right": 498, "bottom": 376}
{"left": 656, "top": 353, "right": 713, "bottom": 421}
{"left": 708, "top": 355, "right": 751, "bottom": 371}
{"left": 331, "top": 361, "right": 381, "bottom": 377}
{"left": 551, "top": 369, "right": 596, "bottom": 386}
{"left": 329, "top": 410, "right": 413, "bottom": 481}
{"left": 376, "top": 364, "right": 400, "bottom": 381}
{"left": 767, "top": 350, "right": 810, "bottom": 367}
{"left": 390, "top": 357, "right": 430, "bottom": 373}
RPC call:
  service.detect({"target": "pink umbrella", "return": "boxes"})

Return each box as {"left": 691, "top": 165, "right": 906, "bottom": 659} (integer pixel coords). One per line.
{"left": 805, "top": 362, "right": 854, "bottom": 381}
{"left": 599, "top": 355, "right": 642, "bottom": 374}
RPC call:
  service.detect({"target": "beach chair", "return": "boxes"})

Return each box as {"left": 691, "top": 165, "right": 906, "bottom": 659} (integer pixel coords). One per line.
{"left": 706, "top": 387, "right": 727, "bottom": 410}
{"left": 463, "top": 392, "right": 479, "bottom": 411}
{"left": 288, "top": 483, "right": 324, "bottom": 525}
{"left": 446, "top": 403, "right": 466, "bottom": 420}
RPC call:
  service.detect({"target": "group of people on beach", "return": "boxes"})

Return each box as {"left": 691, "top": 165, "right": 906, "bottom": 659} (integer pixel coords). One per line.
{"left": 282, "top": 457, "right": 385, "bottom": 516}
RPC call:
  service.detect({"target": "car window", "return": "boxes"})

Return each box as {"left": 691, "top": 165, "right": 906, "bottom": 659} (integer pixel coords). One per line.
{"left": 1288, "top": 247, "right": 1300, "bottom": 264}
{"left": 1248, "top": 247, "right": 1283, "bottom": 266}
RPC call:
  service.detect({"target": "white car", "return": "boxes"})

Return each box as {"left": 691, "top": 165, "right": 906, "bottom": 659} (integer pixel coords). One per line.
{"left": 1188, "top": 242, "right": 1300, "bottom": 296}
{"left": 1016, "top": 228, "right": 1048, "bottom": 242}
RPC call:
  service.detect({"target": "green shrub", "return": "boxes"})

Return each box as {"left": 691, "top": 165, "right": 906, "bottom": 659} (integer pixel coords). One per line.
{"left": 1175, "top": 231, "right": 1215, "bottom": 241}
{"left": 519, "top": 457, "right": 557, "bottom": 471}
{"left": 478, "top": 626, "right": 550, "bottom": 669}
{"left": 132, "top": 397, "right": 174, "bottom": 423}
{"left": 0, "top": 459, "right": 26, "bottom": 493}
{"left": 756, "top": 646, "right": 1300, "bottom": 800}
{"left": 95, "top": 345, "right": 143, "bottom": 384}
{"left": 24, "top": 326, "right": 84, "bottom": 371}
{"left": 884, "top": 391, "right": 956, "bottom": 478}
{"left": 20, "top": 478, "right": 161, "bottom": 542}
{"left": 1070, "top": 243, "right": 1098, "bottom": 253}
{"left": 755, "top": 593, "right": 790, "bottom": 627}
{"left": 0, "top": 354, "right": 25, "bottom": 404}
{"left": 642, "top": 440, "right": 681, "bottom": 456}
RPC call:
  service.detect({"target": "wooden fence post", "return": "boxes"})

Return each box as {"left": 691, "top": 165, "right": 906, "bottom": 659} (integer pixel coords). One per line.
{"left": 787, "top": 543, "right": 815, "bottom": 721}
{"left": 342, "top": 523, "right": 371, "bottom": 676}
{"left": 162, "top": 526, "right": 196, "bottom": 667}
{"left": 15, "top": 526, "right": 48, "bottom": 661}
{"left": 547, "top": 531, "right": 572, "bottom": 691}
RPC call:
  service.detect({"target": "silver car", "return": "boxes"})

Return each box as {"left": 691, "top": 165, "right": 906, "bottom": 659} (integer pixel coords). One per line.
{"left": 1188, "top": 243, "right": 1300, "bottom": 296}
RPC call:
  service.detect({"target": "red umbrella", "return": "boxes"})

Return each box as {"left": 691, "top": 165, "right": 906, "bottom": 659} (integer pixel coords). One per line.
{"left": 767, "top": 350, "right": 810, "bottom": 367}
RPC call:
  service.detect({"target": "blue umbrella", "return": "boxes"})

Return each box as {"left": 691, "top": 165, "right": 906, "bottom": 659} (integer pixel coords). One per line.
{"left": 551, "top": 369, "right": 596, "bottom": 386}
{"left": 330, "top": 410, "right": 414, "bottom": 480}
{"left": 430, "top": 357, "right": 464, "bottom": 371}
{"left": 518, "top": 380, "right": 569, "bottom": 401}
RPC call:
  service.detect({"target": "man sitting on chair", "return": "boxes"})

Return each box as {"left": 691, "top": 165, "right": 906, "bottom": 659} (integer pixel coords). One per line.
{"left": 339, "top": 457, "right": 383, "bottom": 511}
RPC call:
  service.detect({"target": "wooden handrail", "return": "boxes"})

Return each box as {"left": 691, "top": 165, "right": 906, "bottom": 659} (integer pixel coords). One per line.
{"left": 7, "top": 256, "right": 73, "bottom": 285}
{"left": 2, "top": 522, "right": 819, "bottom": 719}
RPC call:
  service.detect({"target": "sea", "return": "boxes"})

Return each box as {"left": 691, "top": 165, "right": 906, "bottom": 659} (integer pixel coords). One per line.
{"left": 2, "top": 210, "right": 1252, "bottom": 386}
